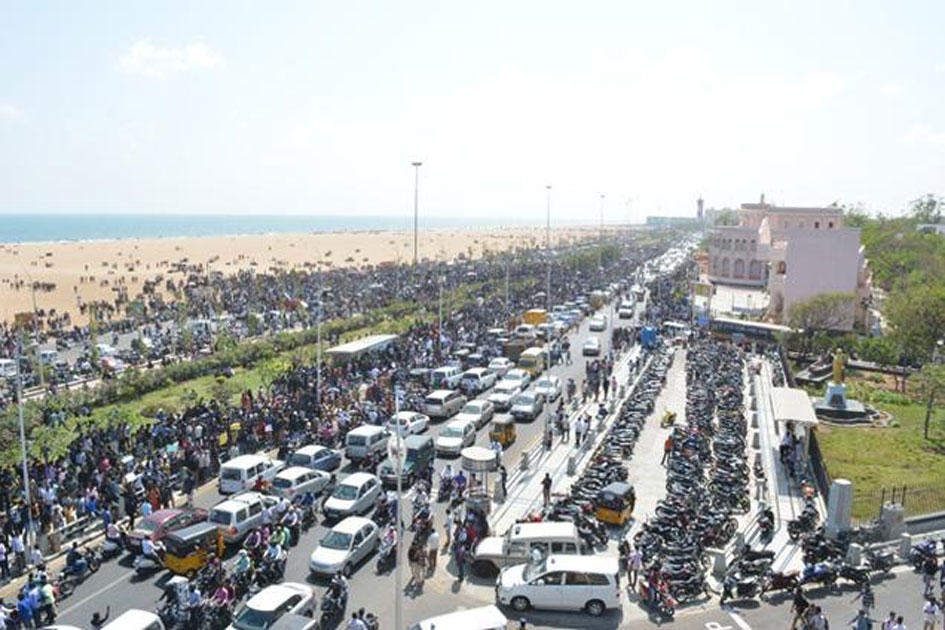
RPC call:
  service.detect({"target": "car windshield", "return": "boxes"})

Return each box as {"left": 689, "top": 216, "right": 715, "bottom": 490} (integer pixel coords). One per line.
{"left": 209, "top": 510, "right": 231, "bottom": 525}
{"left": 524, "top": 557, "right": 548, "bottom": 581}
{"left": 441, "top": 426, "right": 465, "bottom": 438}
{"left": 233, "top": 605, "right": 278, "bottom": 630}
{"left": 513, "top": 394, "right": 533, "bottom": 405}
{"left": 495, "top": 385, "right": 515, "bottom": 395}
{"left": 271, "top": 477, "right": 293, "bottom": 489}
{"left": 221, "top": 468, "right": 241, "bottom": 480}
{"left": 536, "top": 379, "right": 552, "bottom": 388}
{"left": 320, "top": 530, "right": 352, "bottom": 550}
{"left": 461, "top": 403, "right": 481, "bottom": 414}
{"left": 332, "top": 484, "right": 358, "bottom": 500}
{"left": 347, "top": 436, "right": 366, "bottom": 446}
{"left": 136, "top": 518, "right": 160, "bottom": 533}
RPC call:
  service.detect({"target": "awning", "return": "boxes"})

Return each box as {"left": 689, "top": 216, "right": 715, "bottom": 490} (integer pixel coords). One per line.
{"left": 325, "top": 334, "right": 398, "bottom": 359}
{"left": 461, "top": 446, "right": 498, "bottom": 473}
{"left": 770, "top": 387, "right": 819, "bottom": 427}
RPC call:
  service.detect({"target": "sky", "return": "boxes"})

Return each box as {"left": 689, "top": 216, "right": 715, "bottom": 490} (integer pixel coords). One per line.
{"left": 1, "top": 1, "right": 944, "bottom": 223}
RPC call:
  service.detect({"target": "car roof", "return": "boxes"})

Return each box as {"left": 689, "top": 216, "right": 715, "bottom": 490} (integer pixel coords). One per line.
{"left": 445, "top": 418, "right": 474, "bottom": 429}
{"left": 411, "top": 605, "right": 507, "bottom": 630}
{"left": 278, "top": 466, "right": 314, "bottom": 480}
{"left": 102, "top": 609, "right": 163, "bottom": 630}
{"left": 540, "top": 554, "right": 619, "bottom": 573}
{"left": 333, "top": 516, "right": 374, "bottom": 534}
{"left": 223, "top": 453, "right": 270, "bottom": 467}
{"left": 145, "top": 508, "right": 185, "bottom": 524}
{"left": 340, "top": 472, "right": 376, "bottom": 486}
{"left": 246, "top": 583, "right": 312, "bottom": 611}
{"left": 348, "top": 425, "right": 385, "bottom": 436}
{"left": 509, "top": 521, "right": 578, "bottom": 539}
{"left": 295, "top": 444, "right": 327, "bottom": 455}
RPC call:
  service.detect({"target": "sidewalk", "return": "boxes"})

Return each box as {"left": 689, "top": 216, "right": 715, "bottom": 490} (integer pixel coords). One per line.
{"left": 622, "top": 347, "right": 686, "bottom": 540}
{"left": 489, "top": 344, "right": 643, "bottom": 535}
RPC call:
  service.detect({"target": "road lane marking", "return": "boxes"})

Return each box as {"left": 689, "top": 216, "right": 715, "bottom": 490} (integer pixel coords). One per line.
{"left": 729, "top": 612, "right": 753, "bottom": 630}
{"left": 705, "top": 623, "right": 733, "bottom": 630}
{"left": 59, "top": 570, "right": 133, "bottom": 617}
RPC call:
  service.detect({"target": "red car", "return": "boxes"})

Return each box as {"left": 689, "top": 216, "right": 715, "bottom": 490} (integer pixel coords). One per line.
{"left": 124, "top": 508, "right": 209, "bottom": 553}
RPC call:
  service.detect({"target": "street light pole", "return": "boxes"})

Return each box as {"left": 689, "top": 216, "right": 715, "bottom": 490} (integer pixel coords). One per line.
{"left": 546, "top": 185, "right": 552, "bottom": 312}
{"left": 598, "top": 194, "right": 605, "bottom": 270}
{"left": 392, "top": 384, "right": 405, "bottom": 630}
{"left": 412, "top": 162, "right": 422, "bottom": 266}
{"left": 15, "top": 337, "right": 34, "bottom": 544}
{"left": 544, "top": 185, "right": 553, "bottom": 445}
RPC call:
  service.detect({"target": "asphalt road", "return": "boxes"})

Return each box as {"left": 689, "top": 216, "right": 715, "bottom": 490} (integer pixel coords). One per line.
{"left": 51, "top": 300, "right": 642, "bottom": 629}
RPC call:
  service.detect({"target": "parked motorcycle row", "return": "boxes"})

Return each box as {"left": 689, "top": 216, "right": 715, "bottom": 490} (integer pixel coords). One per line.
{"left": 634, "top": 340, "right": 748, "bottom": 617}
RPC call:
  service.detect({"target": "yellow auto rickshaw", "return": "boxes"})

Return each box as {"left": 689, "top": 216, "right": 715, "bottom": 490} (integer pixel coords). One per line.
{"left": 594, "top": 481, "right": 635, "bottom": 526}
{"left": 164, "top": 521, "right": 224, "bottom": 577}
{"left": 489, "top": 416, "right": 516, "bottom": 448}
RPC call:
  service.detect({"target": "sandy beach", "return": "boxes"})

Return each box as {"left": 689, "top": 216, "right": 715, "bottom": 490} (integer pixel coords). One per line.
{"left": 0, "top": 226, "right": 601, "bottom": 326}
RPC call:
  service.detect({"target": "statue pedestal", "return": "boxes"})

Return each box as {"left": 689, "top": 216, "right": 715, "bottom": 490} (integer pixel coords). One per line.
{"left": 825, "top": 381, "right": 848, "bottom": 409}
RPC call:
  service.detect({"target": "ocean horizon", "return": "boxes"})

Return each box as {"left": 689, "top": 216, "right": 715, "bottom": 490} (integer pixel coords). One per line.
{"left": 0, "top": 213, "right": 593, "bottom": 244}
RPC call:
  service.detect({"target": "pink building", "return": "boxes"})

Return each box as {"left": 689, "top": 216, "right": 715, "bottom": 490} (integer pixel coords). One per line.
{"left": 707, "top": 197, "right": 871, "bottom": 331}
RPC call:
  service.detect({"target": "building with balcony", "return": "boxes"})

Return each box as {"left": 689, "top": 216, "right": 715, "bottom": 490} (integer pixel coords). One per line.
{"left": 706, "top": 196, "right": 871, "bottom": 331}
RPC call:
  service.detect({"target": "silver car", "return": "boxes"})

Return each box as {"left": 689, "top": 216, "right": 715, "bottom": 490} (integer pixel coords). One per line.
{"left": 269, "top": 466, "right": 333, "bottom": 500}
{"left": 308, "top": 516, "right": 379, "bottom": 577}
{"left": 510, "top": 391, "right": 545, "bottom": 422}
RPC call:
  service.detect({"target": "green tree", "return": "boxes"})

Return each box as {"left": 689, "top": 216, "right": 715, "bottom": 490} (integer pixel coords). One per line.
{"left": 886, "top": 284, "right": 945, "bottom": 364}
{"left": 914, "top": 363, "right": 945, "bottom": 439}
{"left": 908, "top": 194, "right": 944, "bottom": 224}
{"left": 787, "top": 292, "right": 855, "bottom": 332}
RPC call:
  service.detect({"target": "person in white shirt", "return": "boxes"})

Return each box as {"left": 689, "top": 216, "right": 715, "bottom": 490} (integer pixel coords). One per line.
{"left": 924, "top": 597, "right": 941, "bottom": 630}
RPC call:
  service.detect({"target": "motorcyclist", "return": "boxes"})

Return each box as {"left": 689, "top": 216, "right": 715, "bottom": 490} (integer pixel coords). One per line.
{"left": 210, "top": 579, "right": 234, "bottom": 608}
{"left": 382, "top": 524, "right": 397, "bottom": 548}
{"left": 244, "top": 527, "right": 264, "bottom": 553}
{"left": 233, "top": 549, "right": 253, "bottom": 575}
{"left": 263, "top": 541, "right": 286, "bottom": 577}
{"left": 453, "top": 470, "right": 467, "bottom": 494}
{"left": 328, "top": 572, "right": 349, "bottom": 601}
{"left": 66, "top": 542, "right": 89, "bottom": 575}
{"left": 270, "top": 523, "right": 288, "bottom": 549}
{"left": 105, "top": 522, "right": 122, "bottom": 544}
{"left": 141, "top": 537, "right": 165, "bottom": 565}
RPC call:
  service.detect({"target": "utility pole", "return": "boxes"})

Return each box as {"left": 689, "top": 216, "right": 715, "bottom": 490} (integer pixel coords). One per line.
{"left": 392, "top": 384, "right": 405, "bottom": 630}
{"left": 544, "top": 185, "right": 553, "bottom": 446}
{"left": 15, "top": 335, "right": 34, "bottom": 544}
{"left": 546, "top": 185, "right": 552, "bottom": 311}
{"left": 411, "top": 162, "right": 422, "bottom": 266}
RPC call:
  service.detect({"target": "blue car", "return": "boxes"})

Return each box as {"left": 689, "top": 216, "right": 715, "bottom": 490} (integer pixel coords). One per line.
{"left": 289, "top": 444, "right": 342, "bottom": 471}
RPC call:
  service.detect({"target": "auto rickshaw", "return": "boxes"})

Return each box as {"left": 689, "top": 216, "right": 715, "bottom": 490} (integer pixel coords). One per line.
{"left": 594, "top": 481, "right": 635, "bottom": 526}
{"left": 164, "top": 521, "right": 224, "bottom": 577}
{"left": 489, "top": 416, "right": 516, "bottom": 448}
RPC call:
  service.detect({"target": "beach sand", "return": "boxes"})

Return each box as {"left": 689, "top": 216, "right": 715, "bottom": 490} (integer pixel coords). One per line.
{"left": 0, "top": 226, "right": 601, "bottom": 326}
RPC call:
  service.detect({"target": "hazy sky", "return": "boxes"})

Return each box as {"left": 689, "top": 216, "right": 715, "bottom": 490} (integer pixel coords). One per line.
{"left": 1, "top": 1, "right": 943, "bottom": 222}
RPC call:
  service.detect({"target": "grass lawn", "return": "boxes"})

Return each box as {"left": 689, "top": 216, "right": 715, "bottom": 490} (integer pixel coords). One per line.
{"left": 817, "top": 401, "right": 945, "bottom": 521}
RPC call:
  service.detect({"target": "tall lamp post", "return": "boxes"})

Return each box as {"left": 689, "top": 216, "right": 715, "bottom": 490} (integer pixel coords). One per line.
{"left": 391, "top": 382, "right": 406, "bottom": 630}
{"left": 598, "top": 194, "right": 605, "bottom": 269}
{"left": 544, "top": 185, "right": 553, "bottom": 445}
{"left": 412, "top": 161, "right": 422, "bottom": 266}
{"left": 15, "top": 336, "right": 34, "bottom": 544}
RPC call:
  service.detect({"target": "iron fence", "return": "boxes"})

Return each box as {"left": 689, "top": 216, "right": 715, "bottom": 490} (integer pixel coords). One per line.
{"left": 851, "top": 483, "right": 945, "bottom": 524}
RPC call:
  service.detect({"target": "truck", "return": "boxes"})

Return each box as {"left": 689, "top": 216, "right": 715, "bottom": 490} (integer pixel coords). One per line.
{"left": 641, "top": 326, "right": 658, "bottom": 349}
{"left": 522, "top": 309, "right": 547, "bottom": 326}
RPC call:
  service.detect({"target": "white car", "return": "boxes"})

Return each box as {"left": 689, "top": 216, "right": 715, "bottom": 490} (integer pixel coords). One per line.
{"left": 582, "top": 337, "right": 601, "bottom": 357}
{"left": 588, "top": 316, "right": 607, "bottom": 332}
{"left": 228, "top": 582, "right": 317, "bottom": 630}
{"left": 435, "top": 419, "right": 477, "bottom": 456}
{"left": 455, "top": 400, "right": 495, "bottom": 429}
{"left": 618, "top": 307, "right": 634, "bottom": 320}
{"left": 321, "top": 472, "right": 382, "bottom": 521}
{"left": 496, "top": 555, "right": 620, "bottom": 617}
{"left": 509, "top": 391, "right": 545, "bottom": 422}
{"left": 385, "top": 411, "right": 430, "bottom": 436}
{"left": 269, "top": 466, "right": 333, "bottom": 500}
{"left": 309, "top": 516, "right": 379, "bottom": 577}
{"left": 487, "top": 357, "right": 513, "bottom": 377}
{"left": 488, "top": 382, "right": 522, "bottom": 412}
{"left": 501, "top": 368, "right": 531, "bottom": 391}
{"left": 533, "top": 375, "right": 562, "bottom": 402}
{"left": 460, "top": 367, "right": 498, "bottom": 394}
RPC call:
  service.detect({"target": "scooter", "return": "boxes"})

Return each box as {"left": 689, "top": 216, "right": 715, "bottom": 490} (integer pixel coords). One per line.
{"left": 320, "top": 586, "right": 349, "bottom": 628}
{"left": 376, "top": 539, "right": 396, "bottom": 574}
{"left": 865, "top": 548, "right": 895, "bottom": 574}
{"left": 101, "top": 535, "right": 124, "bottom": 559}
{"left": 760, "top": 569, "right": 800, "bottom": 598}
{"left": 639, "top": 583, "right": 676, "bottom": 619}
{"left": 133, "top": 552, "right": 163, "bottom": 577}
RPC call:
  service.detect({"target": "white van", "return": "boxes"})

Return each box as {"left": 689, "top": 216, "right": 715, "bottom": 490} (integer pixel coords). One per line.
{"left": 431, "top": 366, "right": 463, "bottom": 389}
{"left": 102, "top": 609, "right": 165, "bottom": 630}
{"left": 496, "top": 554, "right": 620, "bottom": 617}
{"left": 473, "top": 521, "right": 583, "bottom": 575}
{"left": 209, "top": 491, "right": 279, "bottom": 544}
{"left": 424, "top": 389, "right": 466, "bottom": 420}
{"left": 409, "top": 605, "right": 507, "bottom": 630}
{"left": 38, "top": 349, "right": 59, "bottom": 366}
{"left": 218, "top": 454, "right": 284, "bottom": 495}
{"left": 344, "top": 425, "right": 389, "bottom": 463}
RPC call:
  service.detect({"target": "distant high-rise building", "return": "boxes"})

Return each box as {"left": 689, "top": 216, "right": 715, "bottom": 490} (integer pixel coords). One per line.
{"left": 697, "top": 197, "right": 704, "bottom": 220}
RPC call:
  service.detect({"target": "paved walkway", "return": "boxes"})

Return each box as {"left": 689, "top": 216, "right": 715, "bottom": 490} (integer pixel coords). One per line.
{"left": 489, "top": 343, "right": 644, "bottom": 534}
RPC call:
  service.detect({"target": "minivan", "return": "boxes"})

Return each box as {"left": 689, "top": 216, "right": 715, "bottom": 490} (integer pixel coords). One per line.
{"left": 460, "top": 367, "right": 497, "bottom": 394}
{"left": 409, "top": 605, "right": 507, "bottom": 630}
{"left": 496, "top": 554, "right": 620, "bottom": 617}
{"left": 209, "top": 491, "right": 279, "bottom": 544}
{"left": 218, "top": 454, "right": 285, "bottom": 495}
{"left": 378, "top": 434, "right": 434, "bottom": 487}
{"left": 431, "top": 366, "right": 463, "bottom": 389}
{"left": 424, "top": 389, "right": 466, "bottom": 420}
{"left": 0, "top": 359, "right": 16, "bottom": 379}
{"left": 473, "top": 521, "right": 583, "bottom": 575}
{"left": 345, "top": 425, "right": 390, "bottom": 463}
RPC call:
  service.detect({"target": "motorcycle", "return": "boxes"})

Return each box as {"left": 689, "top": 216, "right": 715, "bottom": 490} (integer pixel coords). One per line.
{"left": 133, "top": 552, "right": 164, "bottom": 577}
{"left": 838, "top": 563, "right": 871, "bottom": 587}
{"left": 760, "top": 569, "right": 800, "bottom": 598}
{"left": 757, "top": 505, "right": 774, "bottom": 542}
{"left": 101, "top": 534, "right": 124, "bottom": 559}
{"left": 865, "top": 548, "right": 894, "bottom": 574}
{"left": 61, "top": 547, "right": 102, "bottom": 580}
{"left": 639, "top": 582, "right": 676, "bottom": 619}
{"left": 376, "top": 539, "right": 396, "bottom": 574}
{"left": 800, "top": 563, "right": 837, "bottom": 589}
{"left": 909, "top": 538, "right": 938, "bottom": 569}
{"left": 320, "top": 587, "right": 349, "bottom": 627}
{"left": 720, "top": 575, "right": 760, "bottom": 602}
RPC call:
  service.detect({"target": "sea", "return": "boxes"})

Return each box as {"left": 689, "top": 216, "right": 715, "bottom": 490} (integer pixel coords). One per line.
{"left": 0, "top": 213, "right": 570, "bottom": 244}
